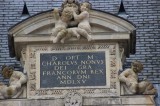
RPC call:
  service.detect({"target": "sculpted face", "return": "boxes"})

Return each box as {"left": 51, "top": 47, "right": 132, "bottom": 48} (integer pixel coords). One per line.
{"left": 80, "top": 2, "right": 91, "bottom": 12}
{"left": 63, "top": 1, "right": 79, "bottom": 14}
{"left": 61, "top": 7, "right": 73, "bottom": 21}
{"left": 1, "top": 66, "right": 13, "bottom": 79}
{"left": 132, "top": 61, "right": 143, "bottom": 73}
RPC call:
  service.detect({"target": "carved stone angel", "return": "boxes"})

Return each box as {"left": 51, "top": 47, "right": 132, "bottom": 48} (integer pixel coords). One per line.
{"left": 51, "top": 7, "right": 73, "bottom": 43}
{"left": 119, "top": 61, "right": 156, "bottom": 95}
{"left": 60, "top": 2, "right": 93, "bottom": 43}
{"left": 0, "top": 65, "right": 27, "bottom": 99}
{"left": 51, "top": 1, "right": 92, "bottom": 43}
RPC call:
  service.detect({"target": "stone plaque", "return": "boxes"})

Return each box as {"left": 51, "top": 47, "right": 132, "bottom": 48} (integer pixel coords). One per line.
{"left": 39, "top": 51, "right": 106, "bottom": 88}
{"left": 27, "top": 43, "right": 119, "bottom": 99}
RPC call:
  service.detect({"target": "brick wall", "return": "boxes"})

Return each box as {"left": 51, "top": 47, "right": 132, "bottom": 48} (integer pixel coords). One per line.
{"left": 0, "top": 0, "right": 160, "bottom": 84}
{"left": 123, "top": 0, "right": 160, "bottom": 83}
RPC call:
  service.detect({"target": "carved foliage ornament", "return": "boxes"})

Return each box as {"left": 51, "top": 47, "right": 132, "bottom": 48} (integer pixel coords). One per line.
{"left": 65, "top": 92, "right": 82, "bottom": 106}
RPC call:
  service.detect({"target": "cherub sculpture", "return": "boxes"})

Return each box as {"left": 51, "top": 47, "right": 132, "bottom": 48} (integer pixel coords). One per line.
{"left": 51, "top": 0, "right": 80, "bottom": 43}
{"left": 51, "top": 0, "right": 92, "bottom": 43}
{"left": 51, "top": 7, "right": 73, "bottom": 43}
{"left": 60, "top": 1, "right": 92, "bottom": 43}
{"left": 138, "top": 79, "right": 157, "bottom": 95}
{"left": 119, "top": 61, "right": 156, "bottom": 95}
{"left": 61, "top": 0, "right": 80, "bottom": 28}
{"left": 0, "top": 65, "right": 27, "bottom": 99}
{"left": 72, "top": 2, "right": 92, "bottom": 41}
{"left": 60, "top": 28, "right": 80, "bottom": 43}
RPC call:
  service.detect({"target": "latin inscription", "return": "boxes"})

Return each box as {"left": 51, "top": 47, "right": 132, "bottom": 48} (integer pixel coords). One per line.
{"left": 40, "top": 52, "right": 106, "bottom": 88}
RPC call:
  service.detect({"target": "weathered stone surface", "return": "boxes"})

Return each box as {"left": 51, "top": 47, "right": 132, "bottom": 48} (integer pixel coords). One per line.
{"left": 64, "top": 92, "right": 82, "bottom": 106}
{"left": 0, "top": 65, "right": 27, "bottom": 99}
{"left": 3, "top": 1, "right": 158, "bottom": 105}
{"left": 0, "top": 95, "right": 156, "bottom": 106}
{"left": 27, "top": 43, "right": 118, "bottom": 99}
{"left": 119, "top": 61, "right": 157, "bottom": 95}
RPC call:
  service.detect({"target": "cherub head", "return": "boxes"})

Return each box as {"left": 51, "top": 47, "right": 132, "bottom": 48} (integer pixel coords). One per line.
{"left": 80, "top": 2, "right": 92, "bottom": 12}
{"left": 61, "top": 7, "right": 73, "bottom": 22}
{"left": 61, "top": 0, "right": 79, "bottom": 14}
{"left": 1, "top": 65, "right": 14, "bottom": 79}
{"left": 131, "top": 61, "right": 143, "bottom": 73}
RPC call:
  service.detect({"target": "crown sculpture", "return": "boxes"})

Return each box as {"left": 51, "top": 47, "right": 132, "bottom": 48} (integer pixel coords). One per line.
{"left": 50, "top": 0, "right": 92, "bottom": 43}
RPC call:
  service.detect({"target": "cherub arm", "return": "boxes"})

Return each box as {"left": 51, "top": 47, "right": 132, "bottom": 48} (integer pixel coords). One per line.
{"left": 119, "top": 69, "right": 130, "bottom": 83}
{"left": 53, "top": 8, "right": 60, "bottom": 20}
{"left": 12, "top": 71, "right": 27, "bottom": 88}
{"left": 17, "top": 72, "right": 27, "bottom": 84}
{"left": 73, "top": 11, "right": 88, "bottom": 21}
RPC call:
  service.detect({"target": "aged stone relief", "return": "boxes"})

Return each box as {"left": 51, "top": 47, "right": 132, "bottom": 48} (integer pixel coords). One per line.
{"left": 65, "top": 92, "right": 82, "bottom": 106}
{"left": 51, "top": 8, "right": 74, "bottom": 43}
{"left": 138, "top": 79, "right": 157, "bottom": 95}
{"left": 51, "top": 0, "right": 92, "bottom": 43}
{"left": 0, "top": 65, "right": 27, "bottom": 99}
{"left": 119, "top": 61, "right": 157, "bottom": 95}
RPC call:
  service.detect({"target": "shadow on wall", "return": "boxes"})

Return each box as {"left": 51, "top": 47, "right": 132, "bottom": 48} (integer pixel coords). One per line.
{"left": 154, "top": 84, "right": 160, "bottom": 105}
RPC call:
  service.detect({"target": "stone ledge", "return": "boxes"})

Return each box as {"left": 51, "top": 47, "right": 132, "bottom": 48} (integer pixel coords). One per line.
{"left": 0, "top": 95, "right": 155, "bottom": 106}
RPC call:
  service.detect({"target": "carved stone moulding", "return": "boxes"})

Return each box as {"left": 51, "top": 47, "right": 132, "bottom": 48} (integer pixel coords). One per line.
{"left": 26, "top": 43, "right": 120, "bottom": 99}
{"left": 0, "top": 95, "right": 156, "bottom": 106}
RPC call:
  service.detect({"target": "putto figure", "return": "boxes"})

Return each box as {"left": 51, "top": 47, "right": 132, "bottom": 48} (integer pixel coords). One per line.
{"left": 0, "top": 65, "right": 27, "bottom": 99}
{"left": 51, "top": 0, "right": 92, "bottom": 43}
{"left": 61, "top": 2, "right": 92, "bottom": 43}
{"left": 51, "top": 0, "right": 79, "bottom": 43}
{"left": 51, "top": 8, "right": 73, "bottom": 43}
{"left": 72, "top": 2, "right": 92, "bottom": 41}
{"left": 119, "top": 61, "right": 156, "bottom": 95}
{"left": 73, "top": 2, "right": 92, "bottom": 33}
{"left": 138, "top": 78, "right": 157, "bottom": 95}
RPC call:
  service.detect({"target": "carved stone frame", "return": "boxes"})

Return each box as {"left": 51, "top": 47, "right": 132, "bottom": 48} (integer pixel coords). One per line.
{"left": 26, "top": 43, "right": 120, "bottom": 99}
